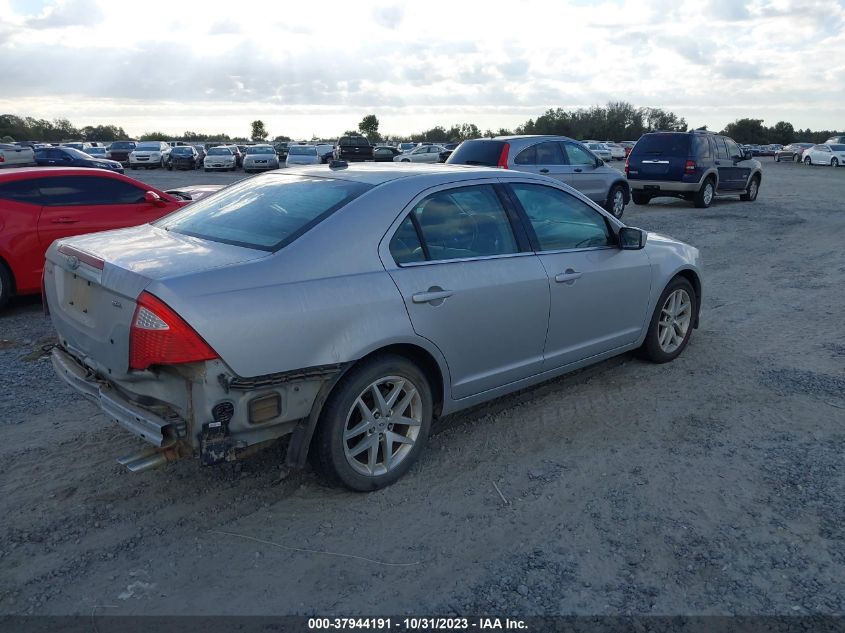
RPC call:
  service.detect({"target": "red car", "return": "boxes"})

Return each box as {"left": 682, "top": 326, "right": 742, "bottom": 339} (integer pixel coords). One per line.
{"left": 0, "top": 168, "right": 188, "bottom": 307}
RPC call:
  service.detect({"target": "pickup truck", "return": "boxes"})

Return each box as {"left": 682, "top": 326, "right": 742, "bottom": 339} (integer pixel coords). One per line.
{"left": 333, "top": 135, "right": 373, "bottom": 161}
{"left": 0, "top": 143, "right": 36, "bottom": 168}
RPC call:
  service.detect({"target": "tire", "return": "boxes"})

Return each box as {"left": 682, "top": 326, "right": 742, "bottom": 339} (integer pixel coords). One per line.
{"left": 804, "top": 156, "right": 812, "bottom": 165}
{"left": 313, "top": 354, "right": 433, "bottom": 491}
{"left": 832, "top": 158, "right": 839, "bottom": 168}
{"left": 638, "top": 276, "right": 697, "bottom": 363}
{"left": 161, "top": 158, "right": 166, "bottom": 169}
{"left": 0, "top": 261, "right": 13, "bottom": 309}
{"left": 693, "top": 178, "right": 715, "bottom": 208}
{"left": 775, "top": 156, "right": 780, "bottom": 163}
{"left": 740, "top": 175, "right": 760, "bottom": 201}
{"left": 631, "top": 191, "right": 651, "bottom": 205}
{"left": 605, "top": 184, "right": 626, "bottom": 218}
{"left": 401, "top": 158, "right": 410, "bottom": 163}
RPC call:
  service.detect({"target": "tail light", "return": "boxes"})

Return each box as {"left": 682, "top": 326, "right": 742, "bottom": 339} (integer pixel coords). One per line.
{"left": 624, "top": 158, "right": 629, "bottom": 175}
{"left": 129, "top": 292, "right": 218, "bottom": 371}
{"left": 684, "top": 160, "right": 696, "bottom": 174}
{"left": 0, "top": 155, "right": 5, "bottom": 163}
{"left": 497, "top": 143, "right": 510, "bottom": 169}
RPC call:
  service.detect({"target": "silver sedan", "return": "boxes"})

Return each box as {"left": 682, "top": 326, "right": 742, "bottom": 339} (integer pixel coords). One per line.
{"left": 46, "top": 164, "right": 702, "bottom": 491}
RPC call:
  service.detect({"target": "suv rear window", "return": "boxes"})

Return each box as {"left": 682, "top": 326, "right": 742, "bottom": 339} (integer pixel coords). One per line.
{"left": 157, "top": 175, "right": 371, "bottom": 252}
{"left": 339, "top": 137, "right": 369, "bottom": 146}
{"left": 631, "top": 134, "right": 691, "bottom": 157}
{"left": 445, "top": 140, "right": 507, "bottom": 166}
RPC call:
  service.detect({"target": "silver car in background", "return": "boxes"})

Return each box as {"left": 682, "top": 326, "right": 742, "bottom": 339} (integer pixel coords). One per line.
{"left": 242, "top": 144, "right": 280, "bottom": 173}
{"left": 447, "top": 135, "right": 631, "bottom": 218}
{"left": 203, "top": 145, "right": 236, "bottom": 171}
{"left": 46, "top": 164, "right": 701, "bottom": 491}
{"left": 286, "top": 145, "right": 321, "bottom": 166}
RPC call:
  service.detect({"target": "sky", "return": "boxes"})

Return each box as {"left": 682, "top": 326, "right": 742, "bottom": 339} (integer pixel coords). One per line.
{"left": 0, "top": 0, "right": 843, "bottom": 139}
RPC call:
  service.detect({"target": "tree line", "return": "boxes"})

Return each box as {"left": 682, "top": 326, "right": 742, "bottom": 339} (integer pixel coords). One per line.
{"left": 2, "top": 104, "right": 840, "bottom": 146}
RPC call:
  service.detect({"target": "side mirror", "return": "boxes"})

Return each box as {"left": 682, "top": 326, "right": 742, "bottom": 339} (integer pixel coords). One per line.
{"left": 619, "top": 226, "right": 647, "bottom": 250}
{"left": 742, "top": 150, "right": 752, "bottom": 160}
{"left": 144, "top": 191, "right": 165, "bottom": 206}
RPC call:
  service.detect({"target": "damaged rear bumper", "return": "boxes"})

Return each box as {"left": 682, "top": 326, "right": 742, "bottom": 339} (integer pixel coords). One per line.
{"left": 51, "top": 347, "right": 183, "bottom": 447}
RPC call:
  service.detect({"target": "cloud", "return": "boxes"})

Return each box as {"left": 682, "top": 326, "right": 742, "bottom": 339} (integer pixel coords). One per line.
{"left": 26, "top": 0, "right": 103, "bottom": 29}
{"left": 708, "top": 0, "right": 751, "bottom": 21}
{"left": 209, "top": 20, "right": 241, "bottom": 35}
{"left": 372, "top": 4, "right": 404, "bottom": 29}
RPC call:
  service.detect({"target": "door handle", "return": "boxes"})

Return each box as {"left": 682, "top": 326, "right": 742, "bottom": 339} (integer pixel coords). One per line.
{"left": 412, "top": 289, "right": 454, "bottom": 304}
{"left": 574, "top": 168, "right": 582, "bottom": 173}
{"left": 554, "top": 269, "right": 583, "bottom": 284}
{"left": 51, "top": 217, "right": 79, "bottom": 224}
{"left": 539, "top": 168, "right": 549, "bottom": 173}
{"left": 714, "top": 161, "right": 721, "bottom": 165}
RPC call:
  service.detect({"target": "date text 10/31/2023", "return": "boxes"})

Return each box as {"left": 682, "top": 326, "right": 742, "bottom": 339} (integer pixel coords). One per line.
{"left": 307, "top": 617, "right": 529, "bottom": 630}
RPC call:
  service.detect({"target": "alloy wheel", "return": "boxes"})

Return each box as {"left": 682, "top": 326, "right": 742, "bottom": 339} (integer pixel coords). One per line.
{"left": 612, "top": 190, "right": 625, "bottom": 217}
{"left": 748, "top": 179, "right": 759, "bottom": 200}
{"left": 342, "top": 376, "right": 422, "bottom": 477}
{"left": 832, "top": 158, "right": 839, "bottom": 168}
{"left": 657, "top": 289, "right": 692, "bottom": 354}
{"left": 703, "top": 182, "right": 714, "bottom": 206}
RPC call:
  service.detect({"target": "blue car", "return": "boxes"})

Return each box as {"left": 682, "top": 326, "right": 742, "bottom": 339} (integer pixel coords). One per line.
{"left": 34, "top": 146, "right": 124, "bottom": 174}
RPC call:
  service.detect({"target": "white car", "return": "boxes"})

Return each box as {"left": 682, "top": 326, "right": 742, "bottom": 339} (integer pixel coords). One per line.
{"left": 286, "top": 145, "right": 321, "bottom": 166}
{"left": 203, "top": 146, "right": 237, "bottom": 171}
{"left": 0, "top": 143, "right": 36, "bottom": 168}
{"left": 802, "top": 144, "right": 845, "bottom": 167}
{"left": 584, "top": 142, "right": 612, "bottom": 162}
{"left": 393, "top": 144, "right": 445, "bottom": 163}
{"left": 242, "top": 144, "right": 280, "bottom": 173}
{"left": 129, "top": 141, "right": 171, "bottom": 169}
{"left": 603, "top": 142, "right": 626, "bottom": 160}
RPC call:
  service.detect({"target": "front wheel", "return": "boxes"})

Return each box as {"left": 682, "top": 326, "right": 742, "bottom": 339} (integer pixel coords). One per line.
{"left": 832, "top": 158, "right": 839, "bottom": 168}
{"left": 313, "top": 354, "right": 433, "bottom": 491}
{"left": 401, "top": 158, "right": 410, "bottom": 163}
{"left": 740, "top": 175, "right": 760, "bottom": 201}
{"left": 804, "top": 156, "right": 812, "bottom": 165}
{"left": 693, "top": 179, "right": 714, "bottom": 208}
{"left": 605, "top": 184, "right": 626, "bottom": 218}
{"left": 639, "top": 277, "right": 697, "bottom": 363}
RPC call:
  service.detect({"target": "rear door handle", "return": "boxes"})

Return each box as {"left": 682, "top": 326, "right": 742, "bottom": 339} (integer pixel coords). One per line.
{"left": 412, "top": 289, "right": 454, "bottom": 304}
{"left": 554, "top": 270, "right": 583, "bottom": 284}
{"left": 573, "top": 168, "right": 582, "bottom": 173}
{"left": 539, "top": 168, "right": 549, "bottom": 174}
{"left": 51, "top": 217, "right": 79, "bottom": 224}
{"left": 714, "top": 161, "right": 721, "bottom": 165}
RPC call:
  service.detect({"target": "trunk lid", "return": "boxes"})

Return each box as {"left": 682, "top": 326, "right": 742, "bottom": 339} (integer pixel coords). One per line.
{"left": 45, "top": 225, "right": 268, "bottom": 377}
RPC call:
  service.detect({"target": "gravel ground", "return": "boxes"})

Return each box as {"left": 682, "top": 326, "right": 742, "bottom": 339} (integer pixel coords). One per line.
{"left": 0, "top": 159, "right": 843, "bottom": 617}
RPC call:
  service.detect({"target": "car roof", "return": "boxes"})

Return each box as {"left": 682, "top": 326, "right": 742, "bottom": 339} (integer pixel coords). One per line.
{"left": 277, "top": 162, "right": 549, "bottom": 186}
{"left": 488, "top": 134, "right": 577, "bottom": 142}
{"left": 0, "top": 167, "right": 129, "bottom": 181}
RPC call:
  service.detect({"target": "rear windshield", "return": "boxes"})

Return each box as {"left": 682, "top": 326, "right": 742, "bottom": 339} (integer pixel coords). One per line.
{"left": 246, "top": 146, "right": 275, "bottom": 154}
{"left": 445, "top": 140, "right": 506, "bottom": 166}
{"left": 207, "top": 147, "right": 232, "bottom": 155}
{"left": 171, "top": 147, "right": 194, "bottom": 155}
{"left": 157, "top": 175, "right": 371, "bottom": 251}
{"left": 339, "top": 137, "right": 369, "bottom": 146}
{"left": 110, "top": 142, "right": 135, "bottom": 150}
{"left": 631, "top": 134, "right": 691, "bottom": 157}
{"left": 289, "top": 146, "right": 317, "bottom": 155}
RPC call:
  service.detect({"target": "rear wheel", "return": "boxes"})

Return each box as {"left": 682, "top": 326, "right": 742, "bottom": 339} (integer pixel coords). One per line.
{"left": 639, "top": 277, "right": 697, "bottom": 363}
{"left": 693, "top": 178, "right": 714, "bottom": 208}
{"left": 0, "top": 261, "right": 13, "bottom": 309}
{"left": 740, "top": 175, "right": 760, "bottom": 201}
{"left": 314, "top": 354, "right": 433, "bottom": 491}
{"left": 605, "top": 184, "right": 626, "bottom": 218}
{"left": 631, "top": 191, "right": 651, "bottom": 205}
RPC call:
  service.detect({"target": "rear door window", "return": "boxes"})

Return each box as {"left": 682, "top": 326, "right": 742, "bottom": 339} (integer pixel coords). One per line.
{"left": 0, "top": 179, "right": 43, "bottom": 204}
{"left": 389, "top": 215, "right": 426, "bottom": 264}
{"left": 397, "top": 185, "right": 519, "bottom": 262}
{"left": 510, "top": 183, "right": 613, "bottom": 251}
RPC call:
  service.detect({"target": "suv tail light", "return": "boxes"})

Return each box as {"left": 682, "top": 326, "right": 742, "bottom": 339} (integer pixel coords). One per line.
{"left": 129, "top": 292, "right": 218, "bottom": 371}
{"left": 624, "top": 158, "right": 629, "bottom": 175}
{"left": 497, "top": 143, "right": 510, "bottom": 169}
{"left": 684, "top": 160, "right": 696, "bottom": 174}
